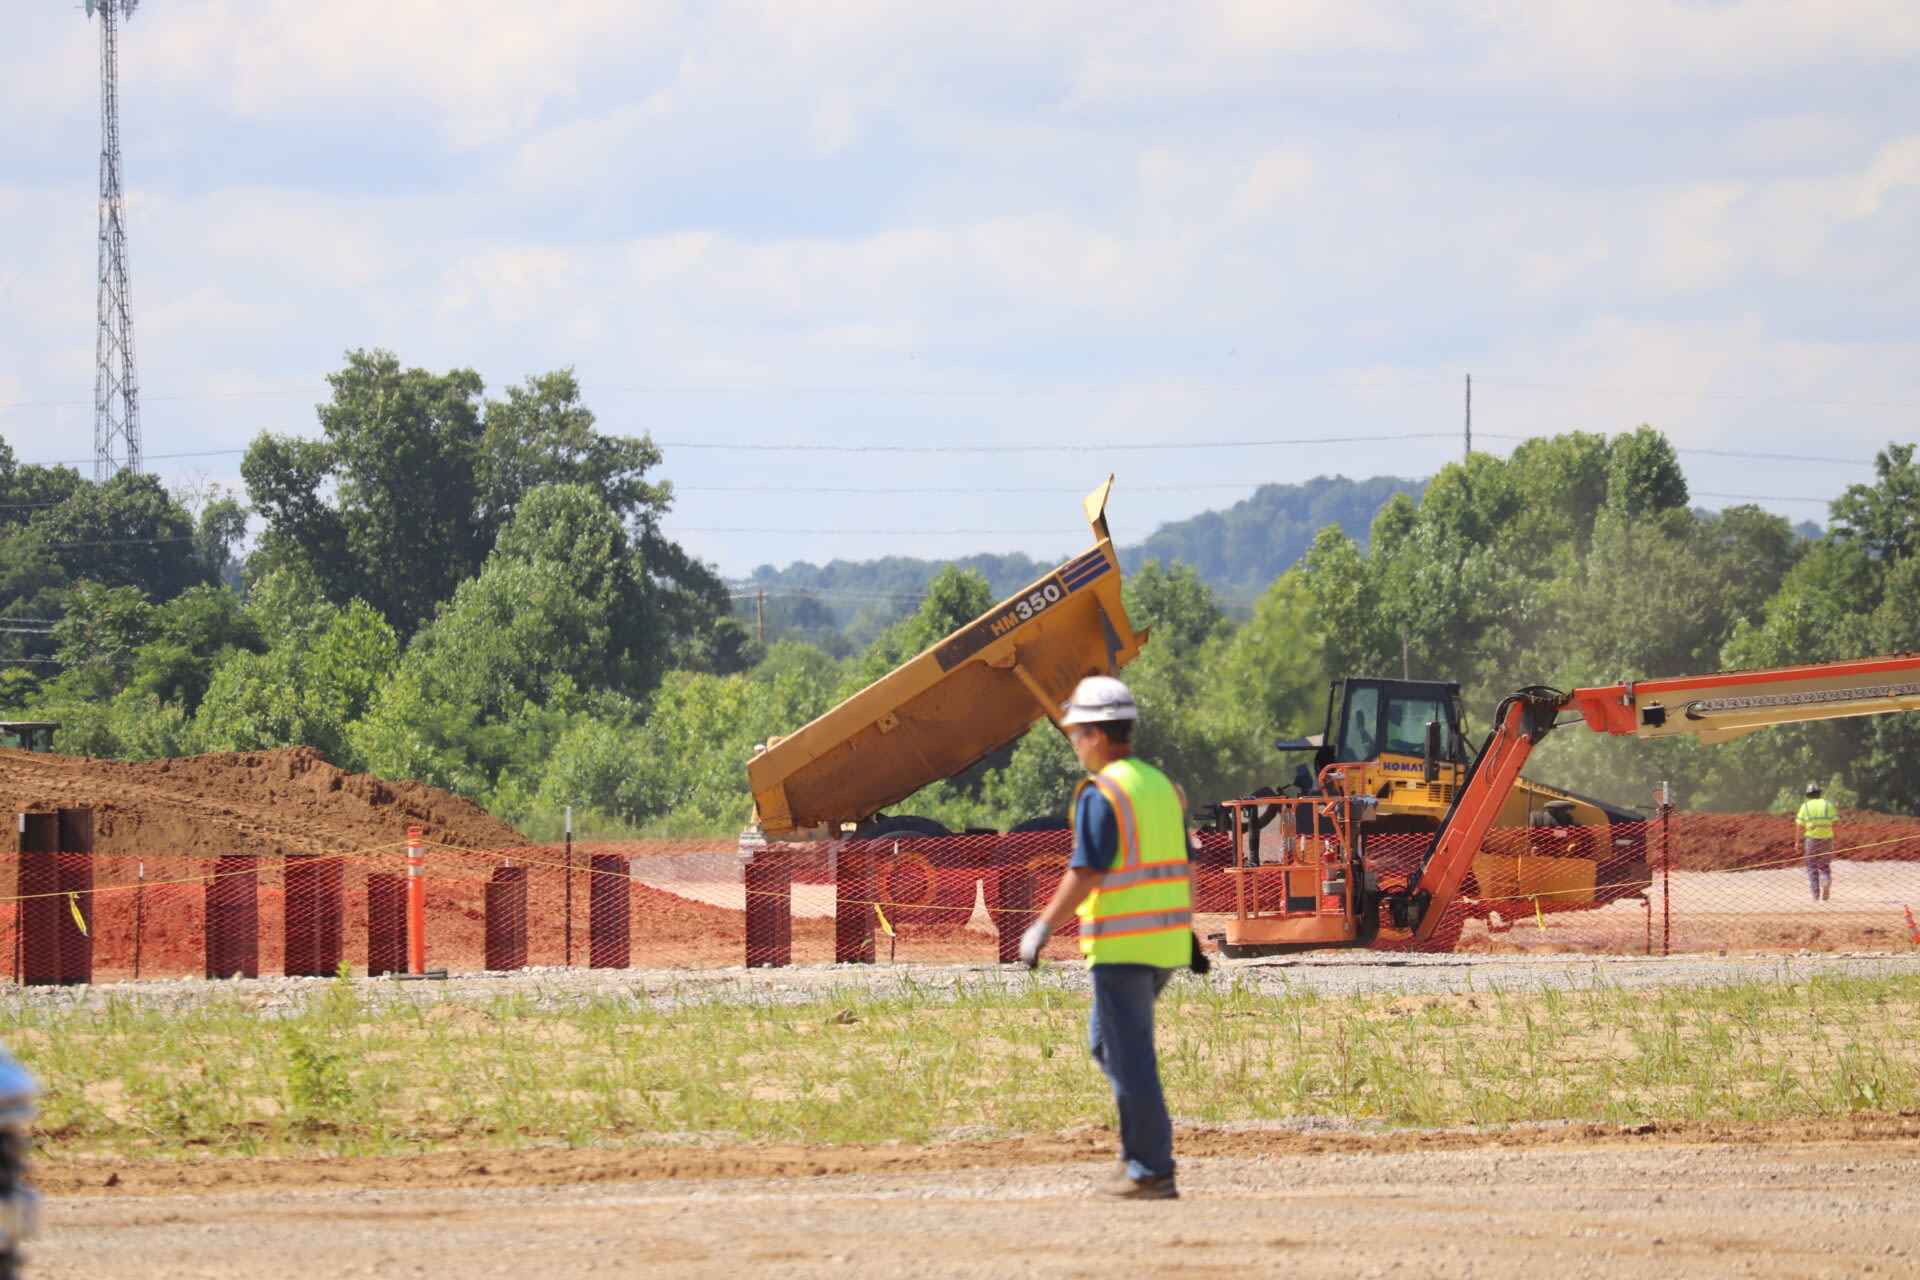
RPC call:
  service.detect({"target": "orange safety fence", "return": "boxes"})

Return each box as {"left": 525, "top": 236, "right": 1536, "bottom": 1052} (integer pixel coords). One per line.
{"left": 3, "top": 812, "right": 1919, "bottom": 983}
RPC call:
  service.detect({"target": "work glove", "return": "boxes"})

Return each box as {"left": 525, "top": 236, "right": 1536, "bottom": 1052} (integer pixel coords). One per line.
{"left": 1189, "top": 932, "right": 1212, "bottom": 976}
{"left": 1019, "top": 919, "right": 1053, "bottom": 968}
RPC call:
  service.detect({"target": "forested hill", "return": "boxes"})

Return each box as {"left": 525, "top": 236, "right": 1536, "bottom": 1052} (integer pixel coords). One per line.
{"left": 1115, "top": 475, "right": 1425, "bottom": 591}
{"left": 740, "top": 474, "right": 1425, "bottom": 630}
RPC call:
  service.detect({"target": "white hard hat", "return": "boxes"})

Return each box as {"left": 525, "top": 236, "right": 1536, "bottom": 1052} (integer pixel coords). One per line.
{"left": 1061, "top": 675, "right": 1138, "bottom": 726}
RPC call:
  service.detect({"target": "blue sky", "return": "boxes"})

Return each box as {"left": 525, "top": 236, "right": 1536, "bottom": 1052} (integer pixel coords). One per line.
{"left": 3, "top": 1, "right": 1917, "bottom": 579}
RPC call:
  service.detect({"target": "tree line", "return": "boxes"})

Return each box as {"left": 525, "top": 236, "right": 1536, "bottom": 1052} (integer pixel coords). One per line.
{"left": 3, "top": 349, "right": 1915, "bottom": 834}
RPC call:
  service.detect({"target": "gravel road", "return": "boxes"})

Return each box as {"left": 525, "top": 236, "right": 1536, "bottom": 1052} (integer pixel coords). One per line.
{"left": 10, "top": 950, "right": 1917, "bottom": 1018}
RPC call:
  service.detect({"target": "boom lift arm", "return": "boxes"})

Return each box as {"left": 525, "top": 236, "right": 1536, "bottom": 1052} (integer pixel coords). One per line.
{"left": 1394, "top": 652, "right": 1920, "bottom": 944}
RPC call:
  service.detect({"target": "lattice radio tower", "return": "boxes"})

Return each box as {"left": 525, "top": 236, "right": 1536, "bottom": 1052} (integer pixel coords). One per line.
{"left": 86, "top": 0, "right": 141, "bottom": 479}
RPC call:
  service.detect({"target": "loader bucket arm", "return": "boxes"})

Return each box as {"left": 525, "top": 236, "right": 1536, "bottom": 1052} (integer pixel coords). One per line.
{"left": 1400, "top": 689, "right": 1565, "bottom": 945}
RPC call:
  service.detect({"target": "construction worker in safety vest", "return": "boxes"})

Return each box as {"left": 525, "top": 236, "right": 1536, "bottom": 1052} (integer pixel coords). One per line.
{"left": 1796, "top": 782, "right": 1838, "bottom": 902}
{"left": 1020, "top": 675, "right": 1202, "bottom": 1200}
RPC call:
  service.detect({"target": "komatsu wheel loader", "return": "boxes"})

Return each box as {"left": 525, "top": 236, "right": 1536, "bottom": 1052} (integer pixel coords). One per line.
{"left": 1210, "top": 676, "right": 1650, "bottom": 953}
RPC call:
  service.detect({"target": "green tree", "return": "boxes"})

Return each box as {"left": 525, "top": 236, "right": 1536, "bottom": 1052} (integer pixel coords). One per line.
{"left": 50, "top": 582, "right": 155, "bottom": 699}
{"left": 400, "top": 485, "right": 654, "bottom": 720}
{"left": 478, "top": 369, "right": 671, "bottom": 530}
{"left": 244, "top": 352, "right": 728, "bottom": 648}
{"left": 1604, "top": 425, "right": 1689, "bottom": 518}
{"left": 535, "top": 641, "right": 844, "bottom": 834}
{"left": 245, "top": 350, "right": 486, "bottom": 635}
{"left": 1829, "top": 442, "right": 1920, "bottom": 563}
{"left": 34, "top": 470, "right": 204, "bottom": 602}
{"left": 126, "top": 585, "right": 265, "bottom": 711}
{"left": 192, "top": 575, "right": 401, "bottom": 768}
{"left": 845, "top": 565, "right": 994, "bottom": 691}
{"left": 1114, "top": 560, "right": 1252, "bottom": 806}
{"left": 1299, "top": 525, "right": 1387, "bottom": 677}
{"left": 1213, "top": 568, "right": 1330, "bottom": 754}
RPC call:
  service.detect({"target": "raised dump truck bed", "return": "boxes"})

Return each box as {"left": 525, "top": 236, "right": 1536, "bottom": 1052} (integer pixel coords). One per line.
{"left": 747, "top": 479, "right": 1148, "bottom": 837}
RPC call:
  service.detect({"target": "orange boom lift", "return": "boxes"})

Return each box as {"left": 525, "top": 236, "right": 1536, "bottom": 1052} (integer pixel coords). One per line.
{"left": 1219, "top": 651, "right": 1920, "bottom": 954}
{"left": 1381, "top": 653, "right": 1920, "bottom": 946}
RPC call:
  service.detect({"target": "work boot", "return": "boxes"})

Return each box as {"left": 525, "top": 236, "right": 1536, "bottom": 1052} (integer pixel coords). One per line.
{"left": 1097, "top": 1171, "right": 1178, "bottom": 1200}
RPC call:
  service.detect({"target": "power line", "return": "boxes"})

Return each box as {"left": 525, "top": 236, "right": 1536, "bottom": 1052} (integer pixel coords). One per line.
{"left": 1476, "top": 380, "right": 1920, "bottom": 411}
{"left": 0, "top": 386, "right": 321, "bottom": 411}
{"left": 674, "top": 527, "right": 1075, "bottom": 536}
{"left": 680, "top": 482, "right": 1287, "bottom": 495}
{"left": 40, "top": 535, "right": 197, "bottom": 549}
{"left": 1473, "top": 434, "right": 1874, "bottom": 467}
{"left": 657, "top": 432, "right": 1460, "bottom": 454}
{"left": 18, "top": 448, "right": 247, "bottom": 468}
{"left": 1676, "top": 448, "right": 1874, "bottom": 466}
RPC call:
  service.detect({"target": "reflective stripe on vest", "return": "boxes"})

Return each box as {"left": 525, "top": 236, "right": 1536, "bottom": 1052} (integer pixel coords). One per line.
{"left": 1075, "top": 757, "right": 1193, "bottom": 968}
{"left": 1081, "top": 908, "right": 1193, "bottom": 938}
{"left": 1097, "top": 861, "right": 1191, "bottom": 891}
{"left": 1798, "top": 797, "right": 1837, "bottom": 839}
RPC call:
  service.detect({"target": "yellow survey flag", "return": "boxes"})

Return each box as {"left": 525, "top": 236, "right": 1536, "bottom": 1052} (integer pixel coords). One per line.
{"left": 68, "top": 893, "right": 89, "bottom": 937}
{"left": 1533, "top": 895, "right": 1546, "bottom": 933}
{"left": 874, "top": 900, "right": 895, "bottom": 938}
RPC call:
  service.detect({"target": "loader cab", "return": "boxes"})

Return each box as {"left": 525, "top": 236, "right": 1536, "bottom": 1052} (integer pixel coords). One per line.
{"left": 0, "top": 722, "right": 57, "bottom": 753}
{"left": 1277, "top": 679, "right": 1467, "bottom": 791}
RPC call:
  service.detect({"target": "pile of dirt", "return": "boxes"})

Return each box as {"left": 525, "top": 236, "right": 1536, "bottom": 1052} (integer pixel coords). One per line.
{"left": 0, "top": 745, "right": 527, "bottom": 864}
{"left": 1667, "top": 808, "right": 1920, "bottom": 871}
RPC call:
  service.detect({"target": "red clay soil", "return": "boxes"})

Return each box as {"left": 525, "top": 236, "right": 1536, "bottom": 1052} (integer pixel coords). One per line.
{"left": 1667, "top": 807, "right": 1920, "bottom": 871}
{"left": 0, "top": 745, "right": 527, "bottom": 864}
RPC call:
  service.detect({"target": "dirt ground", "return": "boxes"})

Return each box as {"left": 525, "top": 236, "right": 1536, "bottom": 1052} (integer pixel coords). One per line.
{"left": 33, "top": 1119, "right": 1920, "bottom": 1278}
{"left": 0, "top": 746, "right": 527, "bottom": 862}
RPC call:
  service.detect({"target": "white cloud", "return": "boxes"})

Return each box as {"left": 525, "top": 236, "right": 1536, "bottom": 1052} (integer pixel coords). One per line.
{"left": 810, "top": 90, "right": 857, "bottom": 157}
{"left": 128, "top": 0, "right": 672, "bottom": 148}
{"left": 436, "top": 246, "right": 587, "bottom": 331}
{"left": 1072, "top": 1, "right": 1425, "bottom": 103}
{"left": 169, "top": 190, "right": 401, "bottom": 291}
{"left": 1462, "top": 0, "right": 1920, "bottom": 101}
{"left": 508, "top": 96, "right": 674, "bottom": 189}
{"left": 1641, "top": 183, "right": 1748, "bottom": 294}
{"left": 1229, "top": 150, "right": 1315, "bottom": 222}
{"left": 1849, "top": 136, "right": 1920, "bottom": 219}
{"left": 145, "top": 285, "right": 290, "bottom": 338}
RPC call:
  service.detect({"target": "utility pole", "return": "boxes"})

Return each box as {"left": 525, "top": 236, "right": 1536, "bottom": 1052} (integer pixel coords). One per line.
{"left": 86, "top": 0, "right": 142, "bottom": 480}
{"left": 1463, "top": 373, "right": 1472, "bottom": 463}
{"left": 755, "top": 590, "right": 766, "bottom": 645}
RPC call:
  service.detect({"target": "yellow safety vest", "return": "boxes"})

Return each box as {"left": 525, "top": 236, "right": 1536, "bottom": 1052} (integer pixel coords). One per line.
{"left": 1074, "top": 757, "right": 1193, "bottom": 968}
{"left": 1797, "top": 796, "right": 1837, "bottom": 840}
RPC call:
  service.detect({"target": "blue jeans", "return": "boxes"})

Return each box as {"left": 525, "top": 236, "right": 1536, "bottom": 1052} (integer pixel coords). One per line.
{"left": 1088, "top": 963, "right": 1176, "bottom": 1181}
{"left": 1805, "top": 837, "right": 1833, "bottom": 900}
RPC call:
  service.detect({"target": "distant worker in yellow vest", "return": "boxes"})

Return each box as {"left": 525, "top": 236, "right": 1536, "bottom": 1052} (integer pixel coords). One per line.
{"left": 1796, "top": 782, "right": 1838, "bottom": 902}
{"left": 1020, "top": 675, "right": 1198, "bottom": 1200}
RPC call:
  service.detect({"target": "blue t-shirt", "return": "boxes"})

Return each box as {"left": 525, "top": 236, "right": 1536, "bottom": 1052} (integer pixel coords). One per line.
{"left": 1069, "top": 781, "right": 1193, "bottom": 872}
{"left": 1069, "top": 784, "right": 1122, "bottom": 872}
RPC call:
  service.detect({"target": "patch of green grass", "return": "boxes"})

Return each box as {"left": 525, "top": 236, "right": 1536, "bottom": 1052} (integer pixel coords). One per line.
{"left": 9, "top": 970, "right": 1920, "bottom": 1160}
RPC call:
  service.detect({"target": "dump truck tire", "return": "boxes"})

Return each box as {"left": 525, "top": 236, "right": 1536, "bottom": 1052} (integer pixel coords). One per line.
{"left": 856, "top": 815, "right": 973, "bottom": 931}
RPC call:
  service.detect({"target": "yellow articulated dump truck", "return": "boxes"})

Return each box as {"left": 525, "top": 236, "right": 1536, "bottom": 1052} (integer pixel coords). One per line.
{"left": 747, "top": 478, "right": 1147, "bottom": 839}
